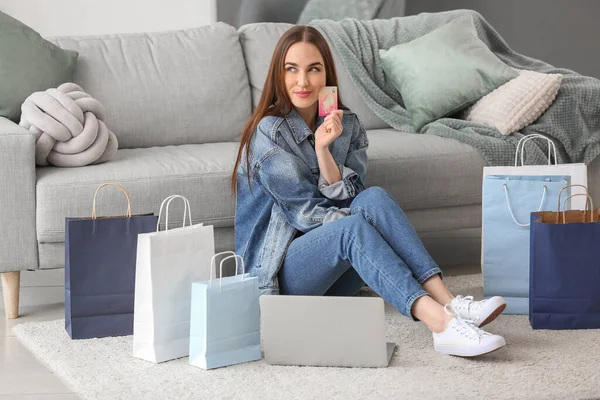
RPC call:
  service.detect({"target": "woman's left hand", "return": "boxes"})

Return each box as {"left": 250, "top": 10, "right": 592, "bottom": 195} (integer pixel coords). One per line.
{"left": 315, "top": 110, "right": 344, "bottom": 151}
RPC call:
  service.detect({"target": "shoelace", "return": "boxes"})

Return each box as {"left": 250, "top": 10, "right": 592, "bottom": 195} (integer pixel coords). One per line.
{"left": 444, "top": 303, "right": 487, "bottom": 341}
{"left": 453, "top": 295, "right": 485, "bottom": 322}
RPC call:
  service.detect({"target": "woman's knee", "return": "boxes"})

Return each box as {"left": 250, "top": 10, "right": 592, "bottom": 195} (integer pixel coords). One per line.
{"left": 353, "top": 186, "right": 395, "bottom": 208}
{"left": 340, "top": 213, "right": 373, "bottom": 238}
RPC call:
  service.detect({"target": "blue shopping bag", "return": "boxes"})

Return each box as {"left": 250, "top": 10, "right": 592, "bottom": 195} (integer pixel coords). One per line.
{"left": 65, "top": 184, "right": 158, "bottom": 339}
{"left": 482, "top": 175, "right": 569, "bottom": 314}
{"left": 530, "top": 192, "right": 600, "bottom": 329}
{"left": 189, "top": 253, "right": 261, "bottom": 370}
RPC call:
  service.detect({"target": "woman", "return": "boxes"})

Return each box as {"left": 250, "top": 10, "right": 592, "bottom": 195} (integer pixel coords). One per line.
{"left": 232, "top": 25, "right": 507, "bottom": 357}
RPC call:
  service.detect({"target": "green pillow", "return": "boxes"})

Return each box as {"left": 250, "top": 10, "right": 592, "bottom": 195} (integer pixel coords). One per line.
{"left": 379, "top": 16, "right": 518, "bottom": 131}
{"left": 0, "top": 12, "right": 78, "bottom": 122}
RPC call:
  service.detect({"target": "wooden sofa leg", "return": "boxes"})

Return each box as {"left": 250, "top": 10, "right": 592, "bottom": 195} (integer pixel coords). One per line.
{"left": 1, "top": 272, "right": 20, "bottom": 319}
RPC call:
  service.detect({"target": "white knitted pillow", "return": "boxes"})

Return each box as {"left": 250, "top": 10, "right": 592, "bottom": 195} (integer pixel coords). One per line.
{"left": 462, "top": 69, "right": 563, "bottom": 135}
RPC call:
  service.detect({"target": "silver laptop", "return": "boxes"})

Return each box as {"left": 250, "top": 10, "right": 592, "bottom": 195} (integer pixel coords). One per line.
{"left": 260, "top": 295, "right": 395, "bottom": 368}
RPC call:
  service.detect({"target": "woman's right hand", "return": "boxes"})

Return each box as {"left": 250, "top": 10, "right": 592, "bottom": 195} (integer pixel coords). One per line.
{"left": 314, "top": 110, "right": 344, "bottom": 151}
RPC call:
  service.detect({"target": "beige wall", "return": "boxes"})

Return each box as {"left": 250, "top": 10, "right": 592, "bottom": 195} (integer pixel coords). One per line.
{"left": 0, "top": 0, "right": 216, "bottom": 37}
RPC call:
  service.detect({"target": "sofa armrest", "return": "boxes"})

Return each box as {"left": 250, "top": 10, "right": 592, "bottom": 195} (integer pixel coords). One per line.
{"left": 0, "top": 117, "right": 38, "bottom": 272}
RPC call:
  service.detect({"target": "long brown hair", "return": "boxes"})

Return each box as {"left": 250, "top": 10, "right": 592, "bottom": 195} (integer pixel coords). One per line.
{"left": 231, "top": 25, "right": 344, "bottom": 193}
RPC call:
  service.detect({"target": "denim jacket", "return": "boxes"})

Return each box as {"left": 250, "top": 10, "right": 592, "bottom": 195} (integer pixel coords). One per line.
{"left": 234, "top": 108, "right": 369, "bottom": 295}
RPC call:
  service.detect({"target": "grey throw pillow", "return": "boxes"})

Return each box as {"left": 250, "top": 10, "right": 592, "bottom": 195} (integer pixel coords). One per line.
{"left": 297, "top": 0, "right": 385, "bottom": 24}
{"left": 0, "top": 11, "right": 78, "bottom": 122}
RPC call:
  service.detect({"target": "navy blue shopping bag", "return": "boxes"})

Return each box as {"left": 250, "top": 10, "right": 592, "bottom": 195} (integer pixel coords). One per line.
{"left": 529, "top": 192, "right": 600, "bottom": 330}
{"left": 65, "top": 184, "right": 158, "bottom": 339}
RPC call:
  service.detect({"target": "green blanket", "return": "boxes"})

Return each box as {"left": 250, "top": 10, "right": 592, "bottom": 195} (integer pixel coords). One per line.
{"left": 311, "top": 10, "right": 600, "bottom": 166}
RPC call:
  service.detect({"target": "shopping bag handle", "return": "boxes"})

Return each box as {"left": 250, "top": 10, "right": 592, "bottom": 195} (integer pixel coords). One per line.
{"left": 91, "top": 183, "right": 132, "bottom": 219}
{"left": 156, "top": 195, "right": 192, "bottom": 232}
{"left": 514, "top": 134, "right": 558, "bottom": 167}
{"left": 559, "top": 193, "right": 595, "bottom": 224}
{"left": 556, "top": 184, "right": 589, "bottom": 214}
{"left": 210, "top": 254, "right": 246, "bottom": 287}
{"left": 209, "top": 251, "right": 237, "bottom": 281}
{"left": 164, "top": 196, "right": 192, "bottom": 231}
{"left": 503, "top": 183, "right": 547, "bottom": 227}
{"left": 220, "top": 255, "right": 245, "bottom": 281}
{"left": 555, "top": 184, "right": 590, "bottom": 223}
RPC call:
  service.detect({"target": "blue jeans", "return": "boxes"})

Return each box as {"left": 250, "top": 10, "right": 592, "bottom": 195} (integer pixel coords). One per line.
{"left": 278, "top": 187, "right": 442, "bottom": 319}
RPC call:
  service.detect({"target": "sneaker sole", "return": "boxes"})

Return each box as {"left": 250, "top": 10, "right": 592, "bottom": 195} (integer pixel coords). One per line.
{"left": 434, "top": 340, "right": 506, "bottom": 357}
{"left": 478, "top": 303, "right": 507, "bottom": 327}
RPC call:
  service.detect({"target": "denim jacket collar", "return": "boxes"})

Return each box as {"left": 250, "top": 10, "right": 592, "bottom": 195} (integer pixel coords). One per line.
{"left": 284, "top": 107, "right": 325, "bottom": 144}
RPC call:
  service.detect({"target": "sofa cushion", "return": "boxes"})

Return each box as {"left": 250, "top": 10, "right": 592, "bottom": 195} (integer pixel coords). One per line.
{"left": 49, "top": 23, "right": 251, "bottom": 149}
{"left": 36, "top": 143, "right": 238, "bottom": 243}
{"left": 366, "top": 129, "right": 487, "bottom": 210}
{"left": 35, "top": 130, "right": 485, "bottom": 242}
{"left": 238, "top": 22, "right": 389, "bottom": 130}
{"left": 238, "top": 23, "right": 293, "bottom": 109}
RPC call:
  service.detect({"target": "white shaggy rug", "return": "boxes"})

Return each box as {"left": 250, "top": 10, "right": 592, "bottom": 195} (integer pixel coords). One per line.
{"left": 12, "top": 274, "right": 600, "bottom": 400}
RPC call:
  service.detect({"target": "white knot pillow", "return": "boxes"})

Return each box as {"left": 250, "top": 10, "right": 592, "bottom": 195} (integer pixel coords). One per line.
{"left": 19, "top": 82, "right": 119, "bottom": 167}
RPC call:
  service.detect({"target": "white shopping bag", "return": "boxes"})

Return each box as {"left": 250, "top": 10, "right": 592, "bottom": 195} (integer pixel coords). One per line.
{"left": 133, "top": 195, "right": 215, "bottom": 363}
{"left": 484, "top": 134, "right": 588, "bottom": 208}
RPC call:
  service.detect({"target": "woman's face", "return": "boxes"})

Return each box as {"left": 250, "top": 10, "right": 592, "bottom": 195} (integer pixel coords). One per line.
{"left": 284, "top": 42, "right": 327, "bottom": 111}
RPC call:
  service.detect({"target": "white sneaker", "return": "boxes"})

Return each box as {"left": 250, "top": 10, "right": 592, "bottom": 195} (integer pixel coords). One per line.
{"left": 450, "top": 295, "right": 506, "bottom": 327}
{"left": 433, "top": 304, "right": 506, "bottom": 357}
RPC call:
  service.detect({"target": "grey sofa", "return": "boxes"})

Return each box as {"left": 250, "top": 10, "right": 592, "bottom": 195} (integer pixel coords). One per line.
{"left": 2, "top": 20, "right": 599, "bottom": 319}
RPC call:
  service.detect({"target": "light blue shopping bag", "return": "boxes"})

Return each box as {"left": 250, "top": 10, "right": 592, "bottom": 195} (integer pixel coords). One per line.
{"left": 189, "top": 253, "right": 261, "bottom": 370}
{"left": 482, "top": 175, "right": 569, "bottom": 314}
